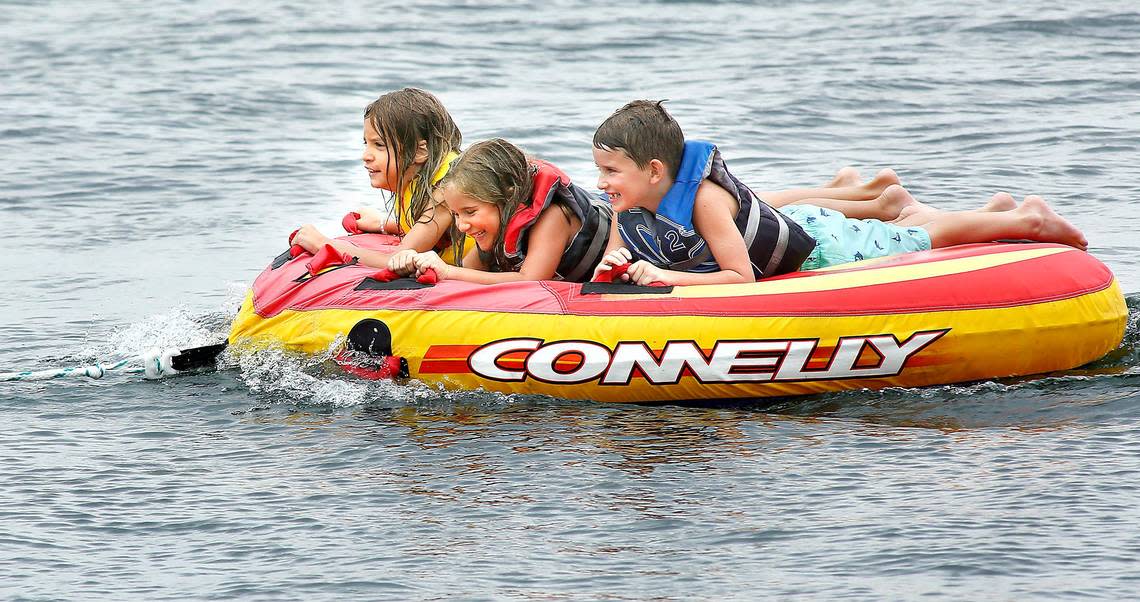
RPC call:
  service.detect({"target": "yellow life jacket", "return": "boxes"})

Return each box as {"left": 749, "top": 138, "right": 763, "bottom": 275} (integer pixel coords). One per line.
{"left": 394, "top": 151, "right": 473, "bottom": 266}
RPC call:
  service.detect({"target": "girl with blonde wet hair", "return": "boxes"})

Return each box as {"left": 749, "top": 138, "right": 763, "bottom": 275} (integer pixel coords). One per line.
{"left": 395, "top": 138, "right": 613, "bottom": 283}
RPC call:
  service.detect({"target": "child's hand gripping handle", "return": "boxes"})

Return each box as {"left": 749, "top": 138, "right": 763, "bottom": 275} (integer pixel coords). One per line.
{"left": 288, "top": 229, "right": 306, "bottom": 258}
{"left": 369, "top": 267, "right": 439, "bottom": 285}
{"left": 591, "top": 262, "right": 631, "bottom": 283}
{"left": 591, "top": 261, "right": 666, "bottom": 286}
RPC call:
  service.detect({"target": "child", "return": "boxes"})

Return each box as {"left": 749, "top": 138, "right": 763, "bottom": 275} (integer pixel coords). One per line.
{"left": 590, "top": 100, "right": 1088, "bottom": 286}
{"left": 290, "top": 88, "right": 474, "bottom": 268}
{"left": 400, "top": 138, "right": 612, "bottom": 283}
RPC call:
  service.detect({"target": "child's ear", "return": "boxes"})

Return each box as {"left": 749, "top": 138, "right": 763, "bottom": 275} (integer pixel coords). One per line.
{"left": 647, "top": 159, "right": 668, "bottom": 184}
{"left": 413, "top": 140, "right": 429, "bottom": 165}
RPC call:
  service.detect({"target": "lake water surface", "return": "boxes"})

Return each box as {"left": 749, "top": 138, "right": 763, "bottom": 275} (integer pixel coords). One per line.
{"left": 2, "top": 1, "right": 1140, "bottom": 599}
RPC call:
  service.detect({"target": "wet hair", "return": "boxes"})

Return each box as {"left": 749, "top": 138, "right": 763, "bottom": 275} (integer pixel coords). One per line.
{"left": 592, "top": 100, "right": 684, "bottom": 179}
{"left": 364, "top": 88, "right": 463, "bottom": 232}
{"left": 439, "top": 138, "right": 535, "bottom": 271}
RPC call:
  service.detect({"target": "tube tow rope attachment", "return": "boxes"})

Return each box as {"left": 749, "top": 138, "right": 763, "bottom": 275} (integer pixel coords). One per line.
{"left": 1, "top": 346, "right": 202, "bottom": 383}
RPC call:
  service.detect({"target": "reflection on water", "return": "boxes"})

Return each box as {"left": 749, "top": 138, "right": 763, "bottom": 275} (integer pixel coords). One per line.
{"left": 363, "top": 403, "right": 756, "bottom": 476}
{"left": 4, "top": 0, "right": 1140, "bottom": 598}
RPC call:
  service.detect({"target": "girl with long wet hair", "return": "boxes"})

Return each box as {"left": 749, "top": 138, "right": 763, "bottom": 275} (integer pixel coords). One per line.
{"left": 291, "top": 87, "right": 474, "bottom": 268}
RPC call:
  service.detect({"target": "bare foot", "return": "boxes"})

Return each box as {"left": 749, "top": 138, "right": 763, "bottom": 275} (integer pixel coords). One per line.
{"left": 1018, "top": 195, "right": 1088, "bottom": 251}
{"left": 874, "top": 184, "right": 936, "bottom": 223}
{"left": 863, "top": 168, "right": 901, "bottom": 196}
{"left": 877, "top": 184, "right": 917, "bottom": 219}
{"left": 827, "top": 166, "right": 862, "bottom": 188}
{"left": 979, "top": 192, "right": 1016, "bottom": 213}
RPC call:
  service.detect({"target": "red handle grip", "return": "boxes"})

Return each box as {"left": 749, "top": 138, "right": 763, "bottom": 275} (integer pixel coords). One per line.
{"left": 592, "top": 262, "right": 630, "bottom": 283}
{"left": 288, "top": 229, "right": 306, "bottom": 258}
{"left": 590, "top": 262, "right": 665, "bottom": 286}
{"left": 342, "top": 211, "right": 364, "bottom": 235}
{"left": 306, "top": 244, "right": 354, "bottom": 276}
{"left": 370, "top": 268, "right": 399, "bottom": 282}
{"left": 370, "top": 267, "right": 438, "bottom": 284}
{"left": 416, "top": 268, "right": 439, "bottom": 284}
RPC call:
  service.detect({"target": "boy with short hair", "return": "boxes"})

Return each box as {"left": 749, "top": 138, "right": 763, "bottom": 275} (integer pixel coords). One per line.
{"left": 590, "top": 100, "right": 1087, "bottom": 286}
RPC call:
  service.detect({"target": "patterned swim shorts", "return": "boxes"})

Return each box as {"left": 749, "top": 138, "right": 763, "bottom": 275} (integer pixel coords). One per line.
{"left": 778, "top": 204, "right": 932, "bottom": 270}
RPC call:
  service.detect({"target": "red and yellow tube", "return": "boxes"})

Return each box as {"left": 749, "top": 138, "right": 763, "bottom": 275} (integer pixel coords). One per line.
{"left": 230, "top": 236, "right": 1127, "bottom": 403}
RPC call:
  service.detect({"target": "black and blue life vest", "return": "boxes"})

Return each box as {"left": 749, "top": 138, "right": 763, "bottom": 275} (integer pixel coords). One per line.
{"left": 616, "top": 141, "right": 815, "bottom": 278}
{"left": 478, "top": 160, "right": 613, "bottom": 283}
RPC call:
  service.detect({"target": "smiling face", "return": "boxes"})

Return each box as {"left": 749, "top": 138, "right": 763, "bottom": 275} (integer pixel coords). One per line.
{"left": 442, "top": 184, "right": 502, "bottom": 252}
{"left": 592, "top": 146, "right": 662, "bottom": 212}
{"left": 362, "top": 118, "right": 399, "bottom": 191}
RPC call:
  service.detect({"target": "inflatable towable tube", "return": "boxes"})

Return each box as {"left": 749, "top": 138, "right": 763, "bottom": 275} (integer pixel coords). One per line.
{"left": 228, "top": 234, "right": 1127, "bottom": 404}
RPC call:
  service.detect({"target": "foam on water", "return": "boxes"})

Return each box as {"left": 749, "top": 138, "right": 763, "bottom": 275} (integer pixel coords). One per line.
{"left": 99, "top": 309, "right": 223, "bottom": 359}
{"left": 228, "top": 342, "right": 541, "bottom": 410}
{"left": 4, "top": 1, "right": 1140, "bottom": 598}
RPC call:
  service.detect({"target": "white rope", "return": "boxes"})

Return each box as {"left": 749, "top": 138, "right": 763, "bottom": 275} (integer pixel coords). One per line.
{"left": 1, "top": 347, "right": 182, "bottom": 382}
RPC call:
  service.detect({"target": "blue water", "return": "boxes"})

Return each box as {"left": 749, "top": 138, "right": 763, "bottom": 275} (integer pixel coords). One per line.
{"left": 3, "top": 1, "right": 1140, "bottom": 599}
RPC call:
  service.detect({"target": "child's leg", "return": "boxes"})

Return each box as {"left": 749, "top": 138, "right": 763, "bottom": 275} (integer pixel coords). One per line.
{"left": 761, "top": 168, "right": 900, "bottom": 208}
{"left": 792, "top": 184, "right": 931, "bottom": 221}
{"left": 893, "top": 192, "right": 1017, "bottom": 227}
{"left": 921, "top": 195, "right": 1087, "bottom": 250}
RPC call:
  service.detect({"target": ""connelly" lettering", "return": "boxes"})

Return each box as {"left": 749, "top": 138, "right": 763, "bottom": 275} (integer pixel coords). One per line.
{"left": 467, "top": 329, "right": 948, "bottom": 385}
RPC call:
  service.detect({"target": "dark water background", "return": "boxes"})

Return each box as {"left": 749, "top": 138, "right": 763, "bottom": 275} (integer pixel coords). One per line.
{"left": 3, "top": 1, "right": 1140, "bottom": 599}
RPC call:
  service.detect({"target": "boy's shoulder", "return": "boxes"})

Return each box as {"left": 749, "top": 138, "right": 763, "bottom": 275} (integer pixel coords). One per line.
{"left": 694, "top": 178, "right": 737, "bottom": 214}
{"left": 673, "top": 139, "right": 723, "bottom": 190}
{"left": 653, "top": 139, "right": 718, "bottom": 213}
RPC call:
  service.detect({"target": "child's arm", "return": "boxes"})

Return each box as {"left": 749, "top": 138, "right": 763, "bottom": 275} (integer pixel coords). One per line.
{"left": 350, "top": 207, "right": 392, "bottom": 233}
{"left": 625, "top": 181, "right": 754, "bottom": 286}
{"left": 412, "top": 206, "right": 576, "bottom": 284}
{"left": 290, "top": 226, "right": 406, "bottom": 270}
{"left": 396, "top": 202, "right": 454, "bottom": 254}
{"left": 290, "top": 224, "right": 372, "bottom": 260}
{"left": 292, "top": 205, "right": 453, "bottom": 269}
{"left": 590, "top": 217, "right": 628, "bottom": 281}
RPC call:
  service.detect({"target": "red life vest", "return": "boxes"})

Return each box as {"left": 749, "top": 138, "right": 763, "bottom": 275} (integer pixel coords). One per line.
{"left": 486, "top": 160, "right": 613, "bottom": 283}
{"left": 502, "top": 159, "right": 570, "bottom": 257}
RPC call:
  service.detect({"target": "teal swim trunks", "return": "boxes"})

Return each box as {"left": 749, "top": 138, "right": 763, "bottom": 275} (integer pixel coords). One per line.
{"left": 778, "top": 204, "right": 932, "bottom": 270}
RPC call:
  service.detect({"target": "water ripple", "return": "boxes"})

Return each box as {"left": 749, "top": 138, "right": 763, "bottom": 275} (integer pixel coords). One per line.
{"left": 3, "top": 0, "right": 1140, "bottom": 599}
